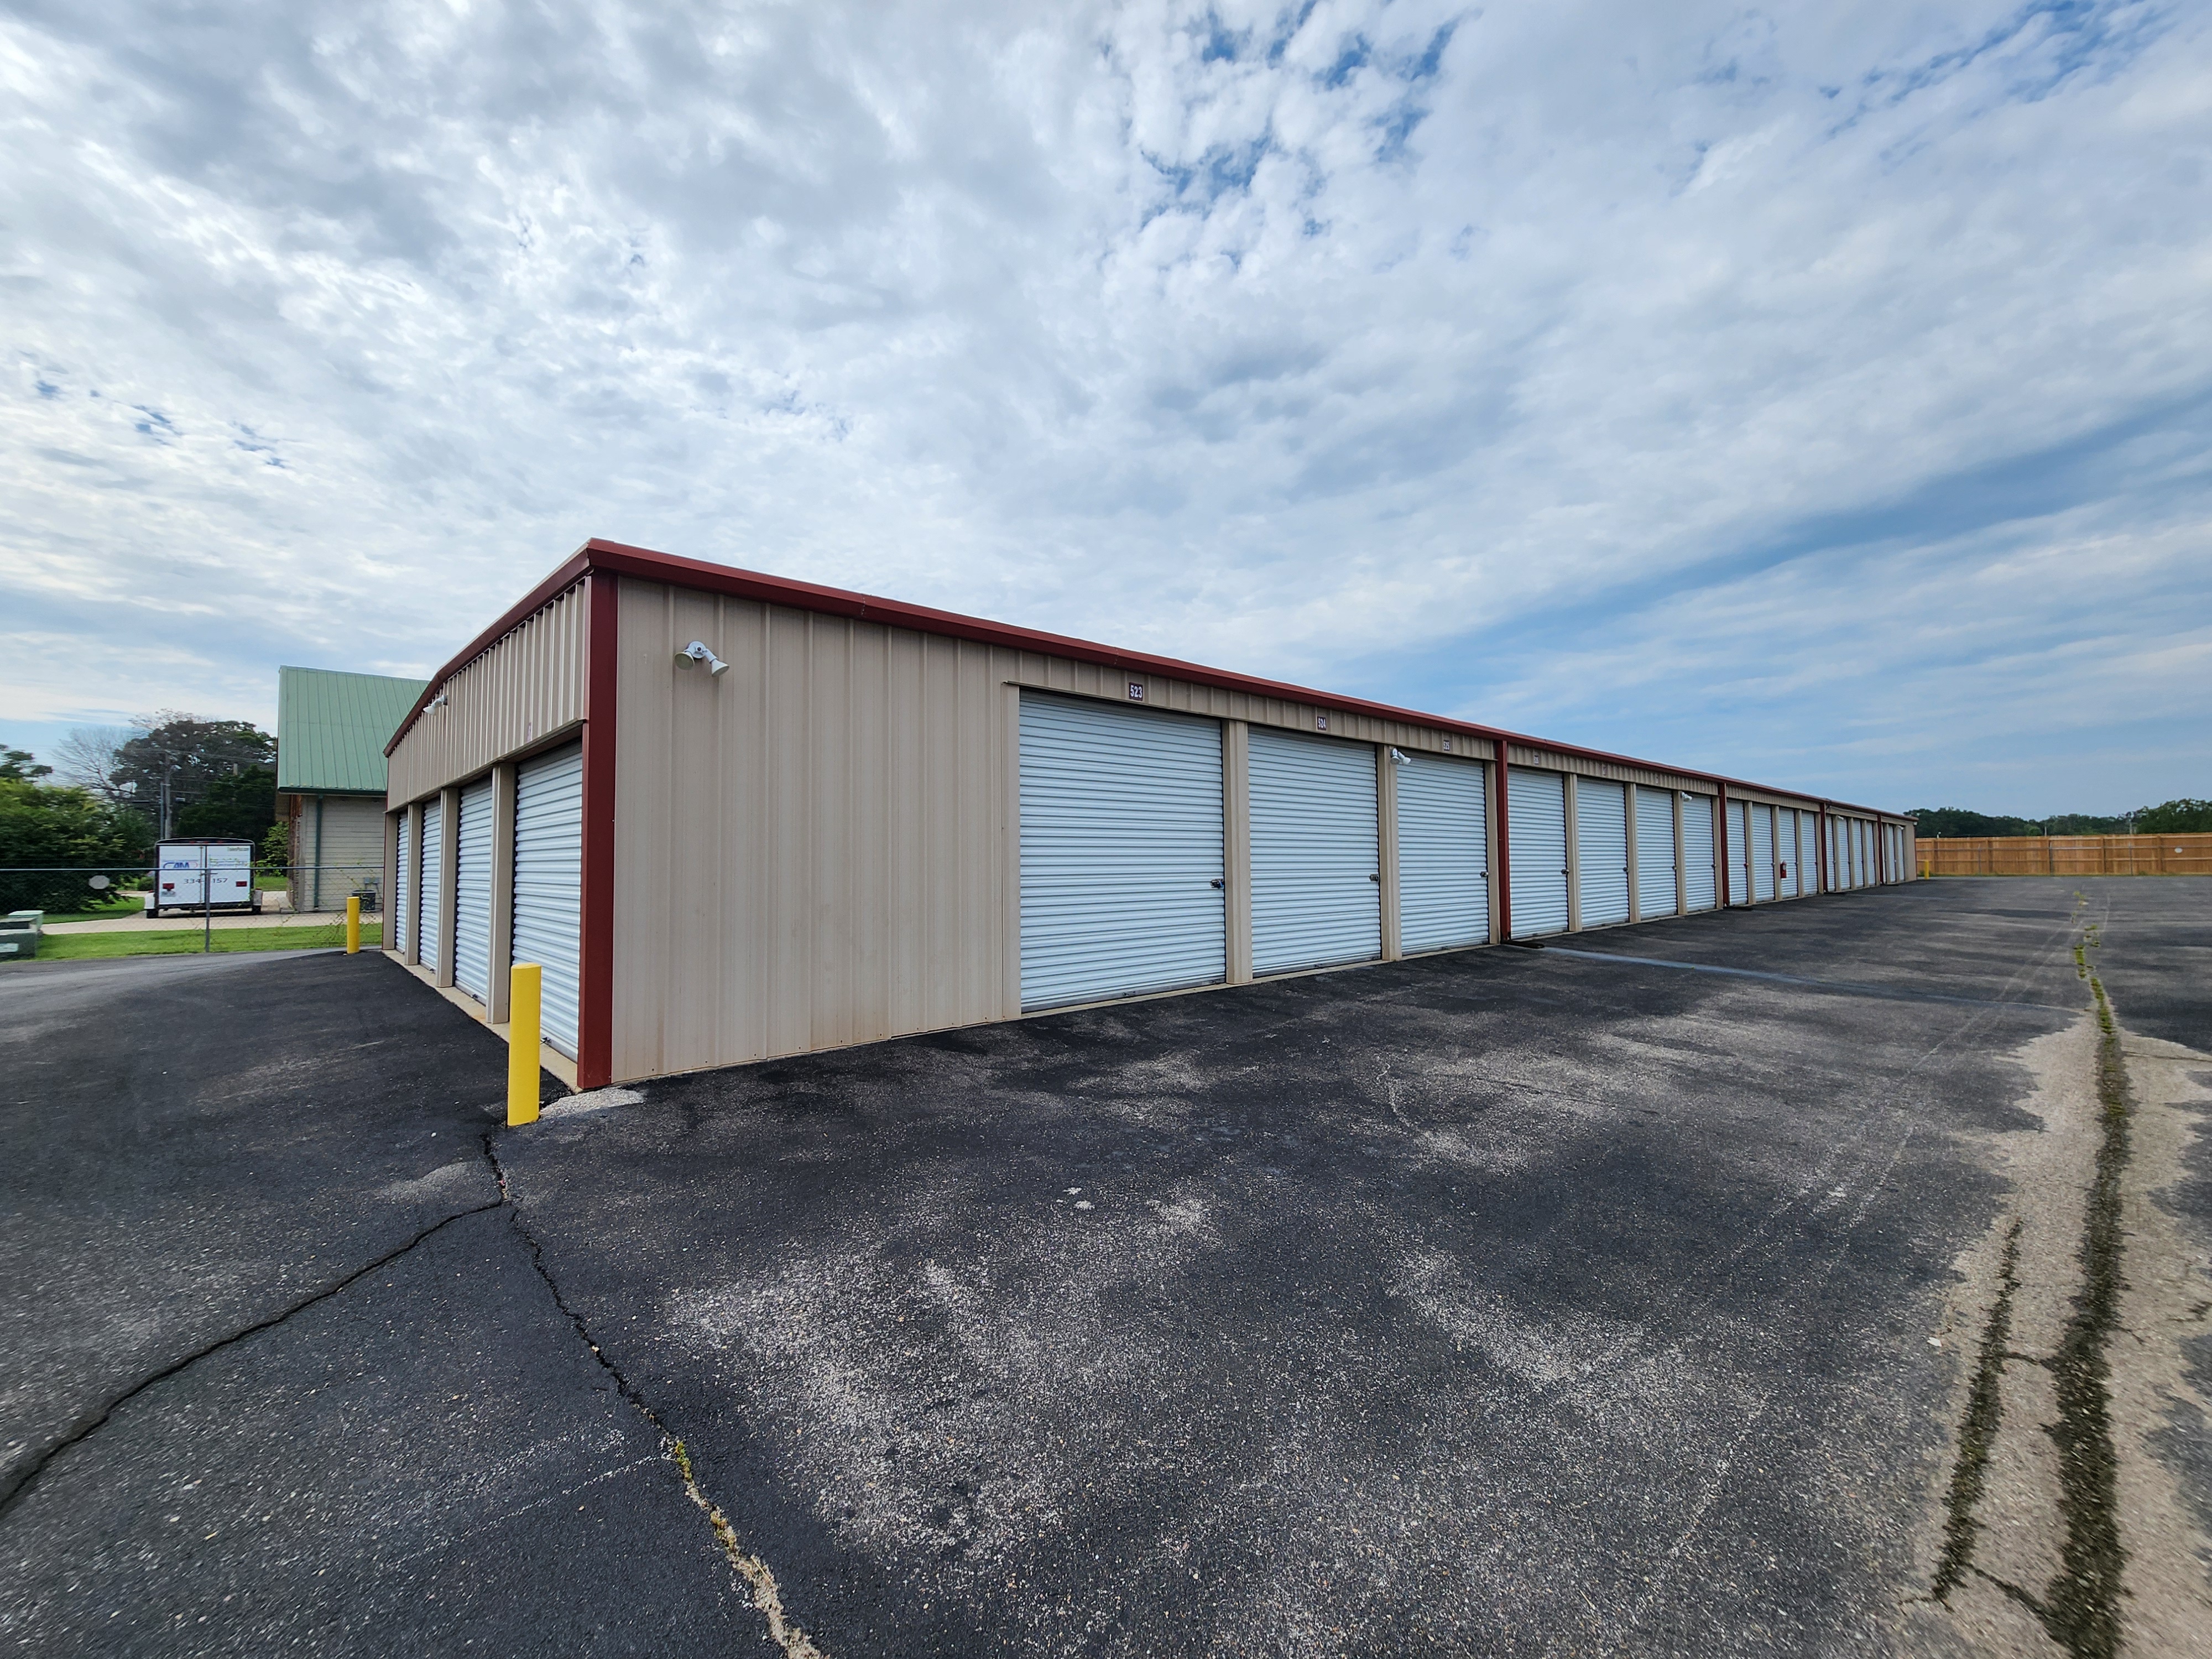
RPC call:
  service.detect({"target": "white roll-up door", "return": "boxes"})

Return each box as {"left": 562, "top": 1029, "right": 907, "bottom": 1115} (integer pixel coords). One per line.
{"left": 1635, "top": 788, "right": 1677, "bottom": 917}
{"left": 1751, "top": 806, "right": 1775, "bottom": 901}
{"left": 1829, "top": 818, "right": 1843, "bottom": 890}
{"left": 395, "top": 812, "right": 413, "bottom": 957}
{"left": 1019, "top": 694, "right": 1226, "bottom": 1009}
{"left": 1395, "top": 752, "right": 1489, "bottom": 953}
{"left": 1797, "top": 813, "right": 1815, "bottom": 895}
{"left": 1684, "top": 795, "right": 1717, "bottom": 911}
{"left": 1508, "top": 768, "right": 1570, "bottom": 937}
{"left": 1725, "top": 801, "right": 1749, "bottom": 905}
{"left": 417, "top": 798, "right": 444, "bottom": 974}
{"left": 513, "top": 743, "right": 584, "bottom": 1056}
{"left": 1575, "top": 779, "right": 1631, "bottom": 928}
{"left": 1856, "top": 820, "right": 1870, "bottom": 888}
{"left": 1250, "top": 727, "right": 1380, "bottom": 975}
{"left": 1779, "top": 810, "right": 1800, "bottom": 897}
{"left": 452, "top": 776, "right": 494, "bottom": 1002}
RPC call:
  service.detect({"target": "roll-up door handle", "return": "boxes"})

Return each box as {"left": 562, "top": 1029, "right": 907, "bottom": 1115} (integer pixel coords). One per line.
{"left": 1369, "top": 873, "right": 1381, "bottom": 881}
{"left": 1210, "top": 878, "right": 1224, "bottom": 889}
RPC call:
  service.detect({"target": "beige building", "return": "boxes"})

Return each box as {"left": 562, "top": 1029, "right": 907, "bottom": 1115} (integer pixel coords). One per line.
{"left": 278, "top": 665, "right": 428, "bottom": 912}
{"left": 384, "top": 540, "right": 1917, "bottom": 1089}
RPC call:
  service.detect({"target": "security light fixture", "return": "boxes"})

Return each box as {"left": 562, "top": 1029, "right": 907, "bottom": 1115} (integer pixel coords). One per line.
{"left": 677, "top": 641, "right": 729, "bottom": 677}
{"left": 426, "top": 691, "right": 448, "bottom": 711}
{"left": 1387, "top": 747, "right": 1410, "bottom": 765}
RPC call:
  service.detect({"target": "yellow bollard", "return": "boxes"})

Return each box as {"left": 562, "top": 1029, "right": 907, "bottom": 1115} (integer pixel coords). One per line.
{"left": 507, "top": 962, "right": 542, "bottom": 1126}
{"left": 345, "top": 895, "right": 361, "bottom": 954}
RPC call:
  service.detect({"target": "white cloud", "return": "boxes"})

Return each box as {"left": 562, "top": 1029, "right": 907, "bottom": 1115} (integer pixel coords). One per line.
{"left": 2, "top": 0, "right": 2207, "bottom": 812}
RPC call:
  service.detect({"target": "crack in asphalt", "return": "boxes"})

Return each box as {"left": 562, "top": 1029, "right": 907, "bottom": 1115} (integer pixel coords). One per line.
{"left": 1919, "top": 911, "right": 2133, "bottom": 1657}
{"left": 0, "top": 1199, "right": 502, "bottom": 1519}
{"left": 1933, "top": 1217, "right": 2025, "bottom": 1597}
{"left": 476, "top": 1133, "right": 826, "bottom": 1658}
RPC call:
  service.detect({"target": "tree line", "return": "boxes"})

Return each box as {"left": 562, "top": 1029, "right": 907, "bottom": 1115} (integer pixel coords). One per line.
{"left": 1907, "top": 801, "right": 2212, "bottom": 838}
{"left": 1, "top": 716, "right": 279, "bottom": 915}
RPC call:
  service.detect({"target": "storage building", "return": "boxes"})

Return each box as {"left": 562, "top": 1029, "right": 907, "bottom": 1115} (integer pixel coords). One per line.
{"left": 277, "top": 666, "right": 429, "bottom": 911}
{"left": 384, "top": 540, "right": 1917, "bottom": 1089}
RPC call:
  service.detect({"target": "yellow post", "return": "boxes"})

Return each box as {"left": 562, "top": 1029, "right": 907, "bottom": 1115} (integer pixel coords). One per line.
{"left": 345, "top": 895, "right": 362, "bottom": 954}
{"left": 507, "top": 962, "right": 542, "bottom": 1126}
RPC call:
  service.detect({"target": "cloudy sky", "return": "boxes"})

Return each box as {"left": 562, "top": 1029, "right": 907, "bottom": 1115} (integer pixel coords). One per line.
{"left": 3, "top": 0, "right": 2207, "bottom": 812}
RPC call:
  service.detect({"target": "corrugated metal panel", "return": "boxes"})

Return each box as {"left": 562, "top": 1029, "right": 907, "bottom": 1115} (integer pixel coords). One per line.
{"left": 1396, "top": 752, "right": 1489, "bottom": 953}
{"left": 609, "top": 583, "right": 1018, "bottom": 1080}
{"left": 395, "top": 812, "right": 414, "bottom": 956}
{"left": 452, "top": 775, "right": 494, "bottom": 1001}
{"left": 277, "top": 666, "right": 428, "bottom": 794}
{"left": 1018, "top": 693, "right": 1227, "bottom": 1009}
{"left": 1684, "top": 795, "right": 1718, "bottom": 911}
{"left": 1575, "top": 779, "right": 1631, "bottom": 927}
{"left": 1635, "top": 787, "right": 1677, "bottom": 917}
{"left": 1854, "top": 820, "right": 1868, "bottom": 888}
{"left": 1726, "top": 800, "right": 1749, "bottom": 905}
{"left": 416, "top": 799, "right": 444, "bottom": 974}
{"left": 1508, "top": 768, "right": 1569, "bottom": 937}
{"left": 1779, "top": 808, "right": 1800, "bottom": 897}
{"left": 388, "top": 583, "right": 589, "bottom": 805}
{"left": 1250, "top": 727, "right": 1381, "bottom": 974}
{"left": 514, "top": 743, "right": 583, "bottom": 1056}
{"left": 1506, "top": 745, "right": 1703, "bottom": 796}
{"left": 1752, "top": 805, "right": 1776, "bottom": 901}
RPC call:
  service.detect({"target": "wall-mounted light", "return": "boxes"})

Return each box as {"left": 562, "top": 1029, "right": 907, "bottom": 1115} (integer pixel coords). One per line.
{"left": 1387, "top": 747, "right": 1410, "bottom": 765}
{"left": 427, "top": 691, "right": 448, "bottom": 712}
{"left": 676, "top": 641, "right": 729, "bottom": 677}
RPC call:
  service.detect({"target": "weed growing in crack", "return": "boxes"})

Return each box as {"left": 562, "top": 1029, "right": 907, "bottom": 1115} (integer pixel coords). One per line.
{"left": 2036, "top": 967, "right": 2130, "bottom": 1659}
{"left": 477, "top": 1134, "right": 825, "bottom": 1658}
{"left": 1933, "top": 1218, "right": 2025, "bottom": 1599}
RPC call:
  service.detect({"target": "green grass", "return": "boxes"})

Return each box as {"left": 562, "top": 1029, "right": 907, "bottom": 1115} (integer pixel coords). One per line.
{"left": 25, "top": 894, "right": 150, "bottom": 925}
{"left": 10, "top": 921, "right": 383, "bottom": 963}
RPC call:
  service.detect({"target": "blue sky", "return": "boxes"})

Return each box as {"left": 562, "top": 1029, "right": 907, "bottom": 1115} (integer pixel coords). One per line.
{"left": 3, "top": 0, "right": 2206, "bottom": 813}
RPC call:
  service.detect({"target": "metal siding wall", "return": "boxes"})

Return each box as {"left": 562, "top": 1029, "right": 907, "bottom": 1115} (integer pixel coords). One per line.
{"left": 1752, "top": 806, "right": 1776, "bottom": 901}
{"left": 1635, "top": 787, "right": 1677, "bottom": 917}
{"left": 1395, "top": 753, "right": 1489, "bottom": 953}
{"left": 395, "top": 812, "right": 414, "bottom": 954}
{"left": 1575, "top": 779, "right": 1631, "bottom": 927}
{"left": 1249, "top": 727, "right": 1382, "bottom": 974}
{"left": 1017, "top": 695, "right": 1227, "bottom": 1009}
{"left": 309, "top": 797, "right": 387, "bottom": 907}
{"left": 388, "top": 584, "right": 589, "bottom": 805}
{"left": 416, "top": 799, "right": 444, "bottom": 973}
{"left": 609, "top": 581, "right": 1014, "bottom": 1081}
{"left": 513, "top": 743, "right": 583, "bottom": 1055}
{"left": 452, "top": 776, "right": 494, "bottom": 1001}
{"left": 1683, "top": 796, "right": 1718, "bottom": 910}
{"left": 1508, "top": 768, "right": 1570, "bottom": 937}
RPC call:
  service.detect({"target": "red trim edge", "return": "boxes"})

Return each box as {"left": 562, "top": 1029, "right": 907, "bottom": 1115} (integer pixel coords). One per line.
{"left": 383, "top": 539, "right": 1906, "bottom": 825}
{"left": 576, "top": 573, "right": 618, "bottom": 1090}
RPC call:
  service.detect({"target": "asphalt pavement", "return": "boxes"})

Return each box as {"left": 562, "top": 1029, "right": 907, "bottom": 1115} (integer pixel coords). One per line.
{"left": 3, "top": 881, "right": 2208, "bottom": 1656}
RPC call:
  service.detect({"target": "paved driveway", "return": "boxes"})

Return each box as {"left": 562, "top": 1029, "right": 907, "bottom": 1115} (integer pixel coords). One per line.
{"left": 3, "top": 882, "right": 2208, "bottom": 1656}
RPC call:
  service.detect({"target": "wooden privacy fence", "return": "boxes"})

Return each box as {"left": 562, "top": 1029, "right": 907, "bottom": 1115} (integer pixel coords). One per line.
{"left": 1918, "top": 833, "right": 2212, "bottom": 877}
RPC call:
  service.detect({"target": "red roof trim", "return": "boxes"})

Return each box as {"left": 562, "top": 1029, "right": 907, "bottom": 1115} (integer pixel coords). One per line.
{"left": 389, "top": 536, "right": 1906, "bottom": 820}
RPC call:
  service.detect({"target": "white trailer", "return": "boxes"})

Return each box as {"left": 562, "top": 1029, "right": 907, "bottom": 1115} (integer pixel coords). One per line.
{"left": 147, "top": 840, "right": 263, "bottom": 918}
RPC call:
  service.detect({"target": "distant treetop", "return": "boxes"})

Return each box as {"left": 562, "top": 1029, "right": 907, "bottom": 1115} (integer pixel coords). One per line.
{"left": 1910, "top": 800, "right": 2212, "bottom": 837}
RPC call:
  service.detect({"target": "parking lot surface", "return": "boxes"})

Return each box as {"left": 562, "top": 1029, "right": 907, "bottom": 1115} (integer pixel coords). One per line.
{"left": 3, "top": 881, "right": 2208, "bottom": 1655}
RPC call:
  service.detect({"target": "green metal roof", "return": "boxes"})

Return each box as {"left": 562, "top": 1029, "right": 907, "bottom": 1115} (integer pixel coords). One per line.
{"left": 276, "top": 667, "right": 429, "bottom": 794}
